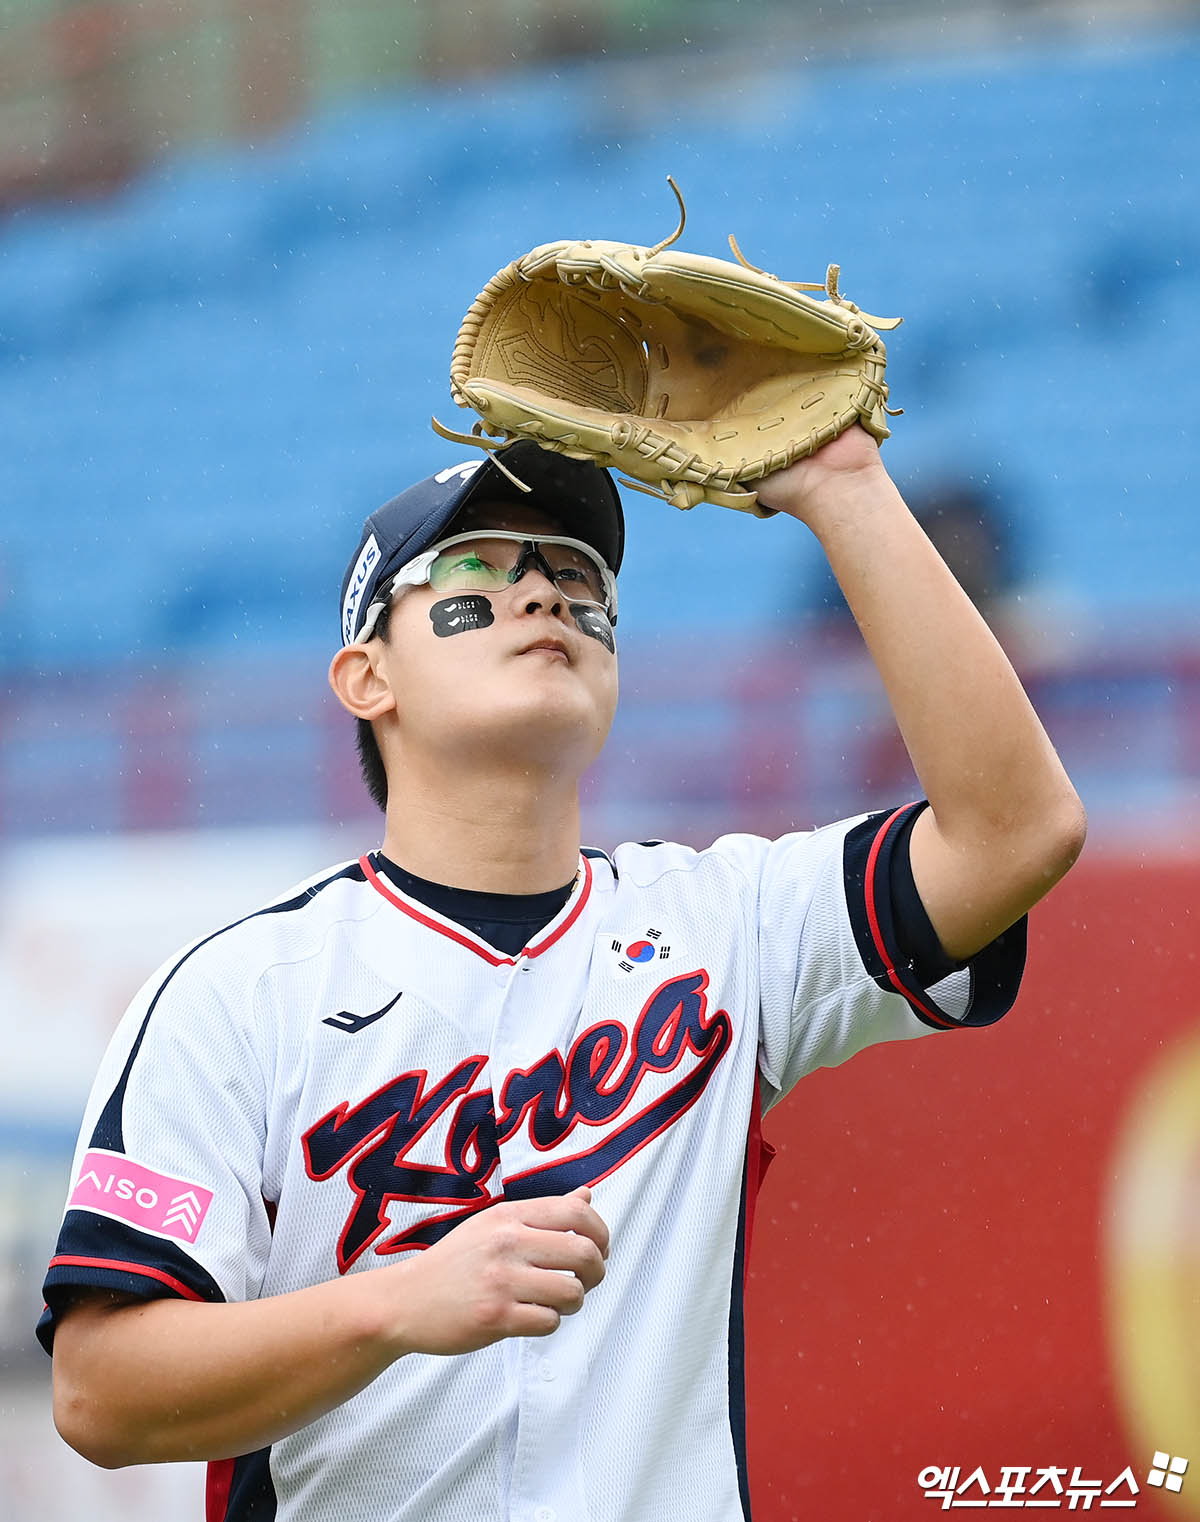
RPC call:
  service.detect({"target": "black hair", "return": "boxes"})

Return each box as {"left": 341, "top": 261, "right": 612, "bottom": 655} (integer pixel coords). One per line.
{"left": 355, "top": 600, "right": 392, "bottom": 812}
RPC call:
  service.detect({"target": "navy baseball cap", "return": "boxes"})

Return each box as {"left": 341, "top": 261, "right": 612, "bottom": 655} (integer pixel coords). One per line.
{"left": 339, "top": 441, "right": 626, "bottom": 646}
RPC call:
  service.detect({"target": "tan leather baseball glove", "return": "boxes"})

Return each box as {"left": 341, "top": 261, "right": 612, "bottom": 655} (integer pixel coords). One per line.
{"left": 433, "top": 181, "right": 902, "bottom": 517}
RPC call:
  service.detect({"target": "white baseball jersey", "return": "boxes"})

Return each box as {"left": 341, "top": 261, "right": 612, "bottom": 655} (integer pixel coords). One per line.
{"left": 41, "top": 801, "right": 1024, "bottom": 1522}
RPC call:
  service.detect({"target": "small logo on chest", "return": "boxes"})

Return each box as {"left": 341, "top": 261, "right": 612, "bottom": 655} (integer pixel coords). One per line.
{"left": 322, "top": 990, "right": 403, "bottom": 1034}
{"left": 611, "top": 927, "right": 671, "bottom": 972}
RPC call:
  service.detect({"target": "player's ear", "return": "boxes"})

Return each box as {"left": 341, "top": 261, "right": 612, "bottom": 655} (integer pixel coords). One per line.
{"left": 328, "top": 643, "right": 397, "bottom": 722}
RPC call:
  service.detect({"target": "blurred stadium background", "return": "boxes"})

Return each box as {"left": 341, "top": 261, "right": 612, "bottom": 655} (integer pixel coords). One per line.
{"left": 1, "top": 0, "right": 1199, "bottom": 1517}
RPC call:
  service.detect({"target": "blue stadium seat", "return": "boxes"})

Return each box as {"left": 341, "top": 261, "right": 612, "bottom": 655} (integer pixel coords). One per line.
{"left": 1, "top": 29, "right": 1198, "bottom": 672}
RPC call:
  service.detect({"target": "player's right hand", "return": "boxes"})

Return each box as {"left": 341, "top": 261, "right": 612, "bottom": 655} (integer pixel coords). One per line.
{"left": 382, "top": 1186, "right": 609, "bottom": 1355}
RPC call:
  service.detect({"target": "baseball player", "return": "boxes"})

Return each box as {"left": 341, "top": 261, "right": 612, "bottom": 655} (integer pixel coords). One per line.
{"left": 41, "top": 429, "right": 1084, "bottom": 1522}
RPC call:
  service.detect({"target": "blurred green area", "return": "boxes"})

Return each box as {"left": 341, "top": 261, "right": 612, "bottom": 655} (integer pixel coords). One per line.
{"left": 0, "top": 0, "right": 717, "bottom": 206}
{"left": 2, "top": 0, "right": 1194, "bottom": 208}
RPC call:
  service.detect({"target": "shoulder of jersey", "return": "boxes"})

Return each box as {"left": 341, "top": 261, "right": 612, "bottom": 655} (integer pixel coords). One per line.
{"left": 607, "top": 833, "right": 778, "bottom": 890}
{"left": 137, "top": 856, "right": 371, "bottom": 999}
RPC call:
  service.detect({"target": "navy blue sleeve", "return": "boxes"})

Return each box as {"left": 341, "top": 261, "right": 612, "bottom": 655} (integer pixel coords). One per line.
{"left": 887, "top": 803, "right": 964, "bottom": 985}
{"left": 842, "top": 801, "right": 1028, "bottom": 1031}
{"left": 38, "top": 1211, "right": 225, "bottom": 1354}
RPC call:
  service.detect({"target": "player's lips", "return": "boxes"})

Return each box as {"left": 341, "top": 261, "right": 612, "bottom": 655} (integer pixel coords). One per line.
{"left": 517, "top": 636, "right": 571, "bottom": 662}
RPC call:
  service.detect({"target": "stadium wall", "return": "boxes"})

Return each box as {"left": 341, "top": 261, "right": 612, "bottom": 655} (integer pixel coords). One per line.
{"left": 749, "top": 851, "right": 1200, "bottom": 1520}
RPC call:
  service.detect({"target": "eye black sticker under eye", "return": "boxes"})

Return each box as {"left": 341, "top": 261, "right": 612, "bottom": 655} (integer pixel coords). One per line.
{"left": 570, "top": 603, "right": 615, "bottom": 654}
{"left": 430, "top": 596, "right": 495, "bottom": 637}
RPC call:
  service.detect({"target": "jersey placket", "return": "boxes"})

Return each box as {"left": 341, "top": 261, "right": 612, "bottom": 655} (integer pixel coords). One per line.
{"left": 490, "top": 951, "right": 593, "bottom": 1522}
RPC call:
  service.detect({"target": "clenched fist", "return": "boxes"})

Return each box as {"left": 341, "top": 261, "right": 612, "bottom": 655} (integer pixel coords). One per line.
{"left": 378, "top": 1187, "right": 610, "bottom": 1356}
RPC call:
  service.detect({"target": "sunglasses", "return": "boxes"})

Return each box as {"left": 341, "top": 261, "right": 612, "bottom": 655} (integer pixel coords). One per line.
{"left": 356, "top": 530, "right": 618, "bottom": 643}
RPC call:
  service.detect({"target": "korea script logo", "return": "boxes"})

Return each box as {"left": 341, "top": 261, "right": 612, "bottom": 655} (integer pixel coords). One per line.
{"left": 302, "top": 969, "right": 732, "bottom": 1272}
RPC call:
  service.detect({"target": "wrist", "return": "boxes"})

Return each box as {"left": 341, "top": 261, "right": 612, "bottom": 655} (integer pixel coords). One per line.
{"left": 764, "top": 454, "right": 896, "bottom": 539}
{"left": 345, "top": 1259, "right": 418, "bottom": 1362}
{"left": 755, "top": 425, "right": 892, "bottom": 528}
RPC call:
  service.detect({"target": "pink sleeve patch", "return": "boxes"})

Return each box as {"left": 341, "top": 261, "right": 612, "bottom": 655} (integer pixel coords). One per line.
{"left": 68, "top": 1150, "right": 214, "bottom": 1243}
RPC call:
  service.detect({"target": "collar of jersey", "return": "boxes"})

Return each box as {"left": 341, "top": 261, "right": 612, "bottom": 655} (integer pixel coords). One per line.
{"left": 359, "top": 850, "right": 594, "bottom": 966}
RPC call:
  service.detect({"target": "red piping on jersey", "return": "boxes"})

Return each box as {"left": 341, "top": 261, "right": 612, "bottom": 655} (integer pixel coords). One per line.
{"left": 47, "top": 1254, "right": 205, "bottom": 1301}
{"left": 863, "top": 807, "right": 958, "bottom": 1031}
{"left": 206, "top": 1458, "right": 234, "bottom": 1522}
{"left": 360, "top": 851, "right": 594, "bottom": 965}
{"left": 742, "top": 1083, "right": 776, "bottom": 1285}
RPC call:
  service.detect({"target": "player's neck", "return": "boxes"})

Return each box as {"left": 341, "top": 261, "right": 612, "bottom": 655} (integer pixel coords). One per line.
{"left": 379, "top": 765, "right": 582, "bottom": 895}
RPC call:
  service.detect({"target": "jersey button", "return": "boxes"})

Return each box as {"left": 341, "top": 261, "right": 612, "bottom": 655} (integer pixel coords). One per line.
{"left": 537, "top": 1357, "right": 555, "bottom": 1381}
{"left": 534, "top": 1508, "right": 556, "bottom": 1522}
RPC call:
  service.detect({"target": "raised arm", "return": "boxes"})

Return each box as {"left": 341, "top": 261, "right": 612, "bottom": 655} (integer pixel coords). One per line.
{"left": 53, "top": 1188, "right": 607, "bottom": 1467}
{"left": 757, "top": 427, "right": 1086, "bottom": 961}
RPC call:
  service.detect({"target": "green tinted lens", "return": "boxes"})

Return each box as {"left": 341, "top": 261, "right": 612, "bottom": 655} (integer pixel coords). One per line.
{"left": 428, "top": 536, "right": 610, "bottom": 611}
{"left": 429, "top": 547, "right": 510, "bottom": 594}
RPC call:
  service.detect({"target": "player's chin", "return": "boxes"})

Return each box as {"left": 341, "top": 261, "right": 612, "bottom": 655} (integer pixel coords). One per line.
{"left": 494, "top": 679, "right": 615, "bottom": 757}
{"left": 517, "top": 685, "right": 612, "bottom": 739}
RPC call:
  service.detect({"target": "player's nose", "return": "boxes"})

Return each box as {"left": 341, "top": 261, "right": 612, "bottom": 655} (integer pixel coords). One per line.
{"left": 515, "top": 567, "right": 565, "bottom": 617}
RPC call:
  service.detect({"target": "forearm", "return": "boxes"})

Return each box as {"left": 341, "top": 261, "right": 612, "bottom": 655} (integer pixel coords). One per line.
{"left": 53, "top": 1188, "right": 609, "bottom": 1470}
{"left": 800, "top": 463, "right": 1072, "bottom": 838}
{"left": 759, "top": 431, "right": 1085, "bottom": 957}
{"left": 53, "top": 1268, "right": 404, "bottom": 1467}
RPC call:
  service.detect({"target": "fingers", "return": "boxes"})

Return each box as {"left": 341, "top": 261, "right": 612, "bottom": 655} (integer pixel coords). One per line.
{"left": 506, "top": 1301, "right": 563, "bottom": 1339}
{"left": 518, "top": 1226, "right": 606, "bottom": 1292}
{"left": 396, "top": 1188, "right": 611, "bottom": 1355}
{"left": 513, "top": 1263, "right": 587, "bottom": 1317}
{"left": 515, "top": 1190, "right": 610, "bottom": 1261}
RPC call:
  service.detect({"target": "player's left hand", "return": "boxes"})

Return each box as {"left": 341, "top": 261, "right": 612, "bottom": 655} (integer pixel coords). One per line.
{"left": 755, "top": 424, "right": 888, "bottom": 527}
